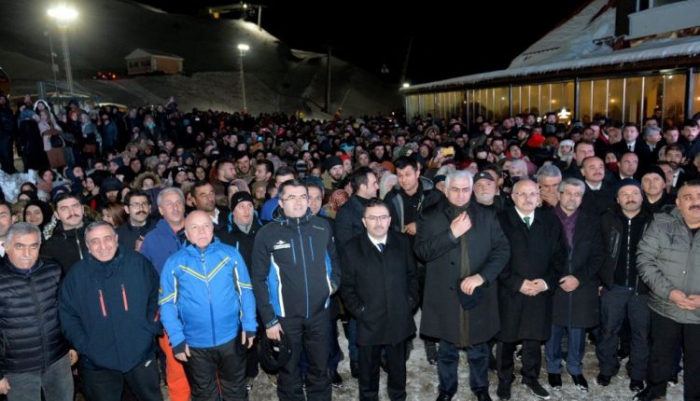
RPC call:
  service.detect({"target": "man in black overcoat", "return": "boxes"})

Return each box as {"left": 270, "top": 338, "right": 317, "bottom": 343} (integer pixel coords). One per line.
{"left": 416, "top": 171, "right": 510, "bottom": 401}
{"left": 496, "top": 179, "right": 567, "bottom": 400}
{"left": 340, "top": 198, "right": 419, "bottom": 401}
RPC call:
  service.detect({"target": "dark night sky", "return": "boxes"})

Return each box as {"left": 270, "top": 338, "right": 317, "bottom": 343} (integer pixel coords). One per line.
{"left": 141, "top": 0, "right": 589, "bottom": 85}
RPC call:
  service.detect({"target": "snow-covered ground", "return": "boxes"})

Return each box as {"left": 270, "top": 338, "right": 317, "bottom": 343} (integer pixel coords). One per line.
{"left": 168, "top": 312, "right": 685, "bottom": 401}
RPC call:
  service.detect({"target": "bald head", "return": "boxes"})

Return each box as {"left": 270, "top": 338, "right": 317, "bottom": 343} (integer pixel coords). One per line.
{"left": 512, "top": 179, "right": 539, "bottom": 215}
{"left": 184, "top": 211, "right": 214, "bottom": 249}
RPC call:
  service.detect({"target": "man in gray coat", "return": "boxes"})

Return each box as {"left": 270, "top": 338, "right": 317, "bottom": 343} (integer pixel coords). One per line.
{"left": 416, "top": 170, "right": 510, "bottom": 401}
{"left": 636, "top": 180, "right": 700, "bottom": 401}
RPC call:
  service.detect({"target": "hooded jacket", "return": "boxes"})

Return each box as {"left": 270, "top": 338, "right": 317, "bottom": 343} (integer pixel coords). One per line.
{"left": 59, "top": 249, "right": 160, "bottom": 372}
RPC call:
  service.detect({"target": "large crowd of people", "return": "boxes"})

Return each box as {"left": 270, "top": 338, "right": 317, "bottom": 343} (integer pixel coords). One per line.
{"left": 0, "top": 93, "right": 699, "bottom": 401}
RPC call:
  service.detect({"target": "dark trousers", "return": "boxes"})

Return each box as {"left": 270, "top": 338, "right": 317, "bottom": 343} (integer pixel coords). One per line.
{"left": 545, "top": 325, "right": 586, "bottom": 375}
{"left": 497, "top": 340, "right": 542, "bottom": 385}
{"left": 646, "top": 310, "right": 700, "bottom": 399}
{"left": 596, "top": 287, "right": 650, "bottom": 380}
{"left": 347, "top": 318, "right": 359, "bottom": 361}
{"left": 182, "top": 337, "right": 247, "bottom": 401}
{"left": 358, "top": 341, "right": 407, "bottom": 401}
{"left": 437, "top": 340, "right": 489, "bottom": 396}
{"left": 300, "top": 316, "right": 342, "bottom": 375}
{"left": 278, "top": 309, "right": 331, "bottom": 401}
{"left": 81, "top": 354, "right": 162, "bottom": 401}
{"left": 246, "top": 320, "right": 264, "bottom": 379}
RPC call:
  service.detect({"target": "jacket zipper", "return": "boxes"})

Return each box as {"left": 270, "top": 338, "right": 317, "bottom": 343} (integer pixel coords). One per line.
{"left": 297, "top": 226, "right": 310, "bottom": 318}
{"left": 121, "top": 284, "right": 129, "bottom": 312}
{"left": 98, "top": 289, "right": 107, "bottom": 317}
{"left": 625, "top": 218, "right": 632, "bottom": 289}
{"left": 29, "top": 276, "right": 49, "bottom": 370}
{"left": 202, "top": 252, "right": 217, "bottom": 344}
{"left": 76, "top": 235, "right": 83, "bottom": 260}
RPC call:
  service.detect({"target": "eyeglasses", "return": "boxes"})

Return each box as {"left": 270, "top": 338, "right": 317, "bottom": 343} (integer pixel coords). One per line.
{"left": 513, "top": 191, "right": 540, "bottom": 198}
{"left": 364, "top": 215, "right": 390, "bottom": 222}
{"left": 281, "top": 195, "right": 308, "bottom": 202}
{"left": 448, "top": 187, "right": 471, "bottom": 194}
{"left": 128, "top": 202, "right": 150, "bottom": 209}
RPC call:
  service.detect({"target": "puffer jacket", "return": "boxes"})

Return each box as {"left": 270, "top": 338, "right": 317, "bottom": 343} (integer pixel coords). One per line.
{"left": 0, "top": 257, "right": 68, "bottom": 378}
{"left": 637, "top": 208, "right": 700, "bottom": 323}
{"left": 159, "top": 240, "right": 257, "bottom": 353}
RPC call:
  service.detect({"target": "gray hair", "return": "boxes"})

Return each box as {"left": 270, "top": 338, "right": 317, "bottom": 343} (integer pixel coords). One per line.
{"left": 557, "top": 177, "right": 586, "bottom": 195}
{"left": 157, "top": 187, "right": 185, "bottom": 207}
{"left": 6, "top": 223, "right": 42, "bottom": 245}
{"left": 536, "top": 164, "right": 562, "bottom": 182}
{"left": 644, "top": 126, "right": 662, "bottom": 138}
{"left": 444, "top": 170, "right": 473, "bottom": 190}
{"left": 509, "top": 159, "right": 528, "bottom": 173}
{"left": 84, "top": 221, "right": 116, "bottom": 242}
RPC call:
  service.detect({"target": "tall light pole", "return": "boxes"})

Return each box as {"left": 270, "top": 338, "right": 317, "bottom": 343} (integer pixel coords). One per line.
{"left": 48, "top": 5, "right": 78, "bottom": 95}
{"left": 44, "top": 31, "right": 60, "bottom": 93}
{"left": 237, "top": 43, "right": 249, "bottom": 112}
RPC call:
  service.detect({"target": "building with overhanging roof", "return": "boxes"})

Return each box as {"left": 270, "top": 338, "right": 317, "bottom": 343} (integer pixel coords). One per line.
{"left": 401, "top": 0, "right": 700, "bottom": 127}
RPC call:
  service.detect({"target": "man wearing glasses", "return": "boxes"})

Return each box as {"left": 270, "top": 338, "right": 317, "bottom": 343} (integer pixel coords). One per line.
{"left": 416, "top": 170, "right": 509, "bottom": 401}
{"left": 116, "top": 190, "right": 156, "bottom": 252}
{"left": 340, "top": 198, "right": 419, "bottom": 400}
{"left": 496, "top": 179, "right": 567, "bottom": 400}
{"left": 334, "top": 166, "right": 379, "bottom": 378}
{"left": 252, "top": 180, "right": 340, "bottom": 401}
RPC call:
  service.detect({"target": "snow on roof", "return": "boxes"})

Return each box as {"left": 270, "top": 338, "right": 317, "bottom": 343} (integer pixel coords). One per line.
{"left": 125, "top": 48, "right": 184, "bottom": 60}
{"left": 403, "top": 0, "right": 700, "bottom": 93}
{"left": 509, "top": 0, "right": 614, "bottom": 69}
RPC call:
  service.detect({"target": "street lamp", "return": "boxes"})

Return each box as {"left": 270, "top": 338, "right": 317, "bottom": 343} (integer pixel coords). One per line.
{"left": 237, "top": 43, "right": 249, "bottom": 112}
{"left": 48, "top": 5, "right": 78, "bottom": 95}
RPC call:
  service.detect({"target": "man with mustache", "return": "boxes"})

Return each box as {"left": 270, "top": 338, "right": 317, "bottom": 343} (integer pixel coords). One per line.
{"left": 545, "top": 178, "right": 603, "bottom": 393}
{"left": 60, "top": 221, "right": 162, "bottom": 401}
{"left": 116, "top": 190, "right": 156, "bottom": 252}
{"left": 339, "top": 198, "right": 419, "bottom": 401}
{"left": 0, "top": 223, "right": 76, "bottom": 400}
{"left": 635, "top": 180, "right": 700, "bottom": 401}
{"left": 41, "top": 193, "right": 90, "bottom": 274}
{"left": 596, "top": 179, "right": 653, "bottom": 392}
{"left": 580, "top": 156, "right": 616, "bottom": 216}
{"left": 663, "top": 144, "right": 687, "bottom": 194}
{"left": 496, "top": 179, "right": 567, "bottom": 400}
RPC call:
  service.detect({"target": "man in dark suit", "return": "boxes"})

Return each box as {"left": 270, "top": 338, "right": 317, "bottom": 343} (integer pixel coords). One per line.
{"left": 637, "top": 126, "right": 662, "bottom": 167}
{"left": 580, "top": 156, "right": 617, "bottom": 216}
{"left": 545, "top": 178, "right": 604, "bottom": 393}
{"left": 612, "top": 123, "right": 644, "bottom": 158}
{"left": 416, "top": 171, "right": 510, "bottom": 401}
{"left": 340, "top": 198, "right": 419, "bottom": 401}
{"left": 496, "top": 179, "right": 567, "bottom": 400}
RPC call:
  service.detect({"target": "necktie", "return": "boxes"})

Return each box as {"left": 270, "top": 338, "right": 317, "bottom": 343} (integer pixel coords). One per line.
{"left": 378, "top": 243, "right": 385, "bottom": 252}
{"left": 628, "top": 144, "right": 633, "bottom": 151}
{"left": 524, "top": 216, "right": 531, "bottom": 229}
